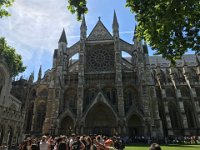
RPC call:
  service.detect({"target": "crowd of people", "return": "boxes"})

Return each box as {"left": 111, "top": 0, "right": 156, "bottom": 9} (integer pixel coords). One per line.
{"left": 2, "top": 134, "right": 200, "bottom": 150}
{"left": 17, "top": 134, "right": 125, "bottom": 150}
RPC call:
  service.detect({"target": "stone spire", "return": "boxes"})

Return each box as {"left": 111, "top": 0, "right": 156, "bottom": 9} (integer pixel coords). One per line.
{"left": 28, "top": 71, "right": 34, "bottom": 83}
{"left": 38, "top": 65, "right": 42, "bottom": 81}
{"left": 112, "top": 10, "right": 119, "bottom": 38}
{"left": 112, "top": 10, "right": 119, "bottom": 30}
{"left": 143, "top": 41, "right": 148, "bottom": 54}
{"left": 133, "top": 23, "right": 137, "bottom": 42}
{"left": 59, "top": 28, "right": 67, "bottom": 44}
{"left": 80, "top": 14, "right": 87, "bottom": 40}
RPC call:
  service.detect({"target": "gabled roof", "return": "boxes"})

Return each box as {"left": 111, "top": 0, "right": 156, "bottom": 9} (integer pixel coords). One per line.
{"left": 87, "top": 19, "right": 113, "bottom": 41}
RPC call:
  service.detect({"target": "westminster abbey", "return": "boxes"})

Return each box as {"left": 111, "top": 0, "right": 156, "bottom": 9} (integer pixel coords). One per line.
{"left": 1, "top": 13, "right": 200, "bottom": 145}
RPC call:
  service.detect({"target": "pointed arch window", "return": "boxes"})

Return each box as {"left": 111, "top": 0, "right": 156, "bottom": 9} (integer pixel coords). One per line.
{"left": 180, "top": 87, "right": 190, "bottom": 97}
{"left": 26, "top": 102, "right": 34, "bottom": 132}
{"left": 168, "top": 102, "right": 180, "bottom": 128}
{"left": 36, "top": 102, "right": 46, "bottom": 131}
{"left": 166, "top": 88, "right": 176, "bottom": 98}
{"left": 184, "top": 102, "right": 197, "bottom": 128}
{"left": 38, "top": 89, "right": 48, "bottom": 98}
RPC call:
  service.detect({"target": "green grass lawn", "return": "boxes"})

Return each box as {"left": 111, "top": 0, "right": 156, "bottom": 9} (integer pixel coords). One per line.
{"left": 125, "top": 145, "right": 200, "bottom": 150}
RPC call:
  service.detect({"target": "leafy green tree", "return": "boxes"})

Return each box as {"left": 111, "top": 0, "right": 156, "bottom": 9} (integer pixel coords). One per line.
{"left": 67, "top": 0, "right": 200, "bottom": 63}
{"left": 0, "top": 37, "right": 26, "bottom": 76}
{"left": 0, "top": 0, "right": 14, "bottom": 18}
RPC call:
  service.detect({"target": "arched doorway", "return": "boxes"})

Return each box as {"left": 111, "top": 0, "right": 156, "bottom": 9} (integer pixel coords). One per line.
{"left": 85, "top": 102, "right": 117, "bottom": 136}
{"left": 59, "top": 116, "right": 74, "bottom": 135}
{"left": 128, "top": 114, "right": 144, "bottom": 136}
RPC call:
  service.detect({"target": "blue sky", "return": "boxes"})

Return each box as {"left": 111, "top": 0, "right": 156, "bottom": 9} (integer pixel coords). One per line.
{"left": 1, "top": 0, "right": 150, "bottom": 79}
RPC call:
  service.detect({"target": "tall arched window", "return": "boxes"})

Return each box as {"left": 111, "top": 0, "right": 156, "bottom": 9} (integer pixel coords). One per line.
{"left": 36, "top": 102, "right": 46, "bottom": 131}
{"left": 180, "top": 87, "right": 190, "bottom": 97}
{"left": 168, "top": 102, "right": 180, "bottom": 128}
{"left": 64, "top": 89, "right": 77, "bottom": 114}
{"left": 30, "top": 90, "right": 36, "bottom": 100}
{"left": 38, "top": 89, "right": 48, "bottom": 98}
{"left": 195, "top": 87, "right": 200, "bottom": 97}
{"left": 184, "top": 101, "right": 197, "bottom": 128}
{"left": 124, "top": 87, "right": 138, "bottom": 113}
{"left": 166, "top": 88, "right": 176, "bottom": 98}
{"left": 26, "top": 102, "right": 34, "bottom": 132}
{"left": 103, "top": 87, "right": 117, "bottom": 105}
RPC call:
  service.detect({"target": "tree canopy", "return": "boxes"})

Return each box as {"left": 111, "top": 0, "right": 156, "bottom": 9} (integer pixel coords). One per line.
{"left": 67, "top": 0, "right": 200, "bottom": 63}
{"left": 0, "top": 37, "right": 26, "bottom": 76}
{"left": 0, "top": 0, "right": 14, "bottom": 18}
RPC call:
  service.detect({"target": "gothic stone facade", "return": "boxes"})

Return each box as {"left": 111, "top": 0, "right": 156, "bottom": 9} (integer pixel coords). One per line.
{"left": 24, "top": 15, "right": 200, "bottom": 137}
{"left": 0, "top": 56, "right": 26, "bottom": 147}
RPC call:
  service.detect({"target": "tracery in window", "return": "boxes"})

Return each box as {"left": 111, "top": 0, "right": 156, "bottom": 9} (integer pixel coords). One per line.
{"left": 86, "top": 44, "right": 114, "bottom": 72}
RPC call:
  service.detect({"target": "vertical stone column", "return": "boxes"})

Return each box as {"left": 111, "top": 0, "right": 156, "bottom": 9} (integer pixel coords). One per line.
{"left": 176, "top": 89, "right": 188, "bottom": 129}
{"left": 153, "top": 88, "right": 163, "bottom": 137}
{"left": 31, "top": 98, "right": 38, "bottom": 131}
{"left": 77, "top": 16, "right": 86, "bottom": 121}
{"left": 162, "top": 89, "right": 173, "bottom": 136}
{"left": 190, "top": 88, "right": 200, "bottom": 126}
{"left": 115, "top": 42, "right": 124, "bottom": 117}
{"left": 42, "top": 88, "right": 54, "bottom": 134}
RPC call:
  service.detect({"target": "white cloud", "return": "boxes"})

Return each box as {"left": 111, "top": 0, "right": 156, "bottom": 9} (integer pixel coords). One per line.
{"left": 0, "top": 0, "right": 80, "bottom": 78}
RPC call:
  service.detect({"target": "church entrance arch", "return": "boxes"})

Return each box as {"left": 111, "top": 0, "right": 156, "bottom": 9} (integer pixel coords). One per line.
{"left": 128, "top": 114, "right": 144, "bottom": 136}
{"left": 59, "top": 116, "right": 74, "bottom": 135}
{"left": 85, "top": 102, "right": 117, "bottom": 136}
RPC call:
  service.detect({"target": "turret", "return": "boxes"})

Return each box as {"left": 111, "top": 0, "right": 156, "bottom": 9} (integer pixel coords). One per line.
{"left": 112, "top": 10, "right": 119, "bottom": 38}
{"left": 58, "top": 29, "right": 67, "bottom": 51}
{"left": 143, "top": 42, "right": 149, "bottom": 65}
{"left": 80, "top": 15, "right": 87, "bottom": 40}
{"left": 37, "top": 65, "right": 42, "bottom": 82}
{"left": 28, "top": 71, "right": 34, "bottom": 84}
